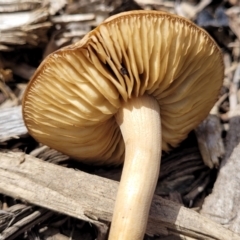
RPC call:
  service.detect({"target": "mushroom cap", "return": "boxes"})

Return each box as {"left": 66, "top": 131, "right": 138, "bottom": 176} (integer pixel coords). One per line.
{"left": 23, "top": 10, "right": 224, "bottom": 165}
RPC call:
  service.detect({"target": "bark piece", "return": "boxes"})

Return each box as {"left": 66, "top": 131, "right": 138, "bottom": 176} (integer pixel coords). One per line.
{"left": 201, "top": 140, "right": 240, "bottom": 235}
{"left": 226, "top": 7, "right": 240, "bottom": 41}
{"left": 195, "top": 114, "right": 224, "bottom": 168}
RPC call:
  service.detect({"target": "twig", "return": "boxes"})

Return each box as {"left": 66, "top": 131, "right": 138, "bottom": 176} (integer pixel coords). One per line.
{"left": 0, "top": 209, "right": 53, "bottom": 240}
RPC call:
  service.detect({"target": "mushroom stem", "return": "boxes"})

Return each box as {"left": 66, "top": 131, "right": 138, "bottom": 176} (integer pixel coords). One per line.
{"left": 110, "top": 94, "right": 161, "bottom": 240}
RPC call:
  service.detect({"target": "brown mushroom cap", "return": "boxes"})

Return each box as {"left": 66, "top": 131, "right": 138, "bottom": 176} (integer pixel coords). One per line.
{"left": 23, "top": 10, "right": 223, "bottom": 165}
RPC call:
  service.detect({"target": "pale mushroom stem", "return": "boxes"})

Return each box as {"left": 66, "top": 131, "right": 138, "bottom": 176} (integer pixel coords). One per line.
{"left": 110, "top": 94, "right": 162, "bottom": 240}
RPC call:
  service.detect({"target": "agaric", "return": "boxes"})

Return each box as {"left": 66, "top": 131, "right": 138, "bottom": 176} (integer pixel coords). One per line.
{"left": 23, "top": 10, "right": 224, "bottom": 240}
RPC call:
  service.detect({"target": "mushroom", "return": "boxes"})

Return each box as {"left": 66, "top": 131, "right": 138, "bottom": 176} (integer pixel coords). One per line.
{"left": 23, "top": 10, "right": 223, "bottom": 240}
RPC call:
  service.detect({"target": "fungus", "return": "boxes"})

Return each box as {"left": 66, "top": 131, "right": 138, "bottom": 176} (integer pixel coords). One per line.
{"left": 23, "top": 10, "right": 224, "bottom": 240}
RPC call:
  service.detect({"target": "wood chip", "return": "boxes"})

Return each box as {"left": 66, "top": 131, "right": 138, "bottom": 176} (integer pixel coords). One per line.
{"left": 201, "top": 141, "right": 240, "bottom": 235}
{"left": 226, "top": 7, "right": 240, "bottom": 41}
{"left": 195, "top": 114, "right": 224, "bottom": 168}
{"left": 0, "top": 0, "right": 41, "bottom": 13}
{"left": 0, "top": 106, "right": 28, "bottom": 142}
{"left": 51, "top": 13, "right": 95, "bottom": 24}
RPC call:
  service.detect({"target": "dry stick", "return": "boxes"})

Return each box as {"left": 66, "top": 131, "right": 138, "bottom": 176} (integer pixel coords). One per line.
{"left": 0, "top": 152, "right": 239, "bottom": 240}
{"left": 0, "top": 209, "right": 54, "bottom": 240}
{"left": 224, "top": 63, "right": 240, "bottom": 161}
{"left": 175, "top": 0, "right": 212, "bottom": 19}
{"left": 0, "top": 204, "right": 33, "bottom": 232}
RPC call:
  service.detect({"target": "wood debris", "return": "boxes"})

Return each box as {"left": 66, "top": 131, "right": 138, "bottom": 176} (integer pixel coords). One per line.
{"left": 1, "top": 0, "right": 240, "bottom": 239}
{"left": 0, "top": 106, "right": 27, "bottom": 142}
{"left": 0, "top": 151, "right": 239, "bottom": 240}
